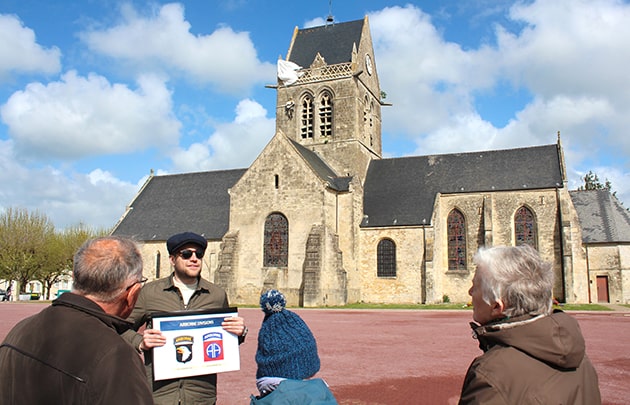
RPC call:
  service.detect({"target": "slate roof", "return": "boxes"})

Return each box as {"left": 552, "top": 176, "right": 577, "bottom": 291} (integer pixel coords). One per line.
{"left": 570, "top": 189, "right": 630, "bottom": 243}
{"left": 111, "top": 169, "right": 246, "bottom": 241}
{"left": 287, "top": 19, "right": 364, "bottom": 67}
{"left": 362, "top": 144, "right": 564, "bottom": 227}
{"left": 290, "top": 139, "right": 351, "bottom": 191}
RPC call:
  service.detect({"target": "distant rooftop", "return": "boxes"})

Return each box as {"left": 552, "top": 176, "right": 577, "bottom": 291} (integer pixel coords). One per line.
{"left": 570, "top": 189, "right": 630, "bottom": 243}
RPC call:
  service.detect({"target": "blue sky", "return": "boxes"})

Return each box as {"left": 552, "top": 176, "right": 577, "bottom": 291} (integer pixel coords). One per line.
{"left": 1, "top": 0, "right": 629, "bottom": 229}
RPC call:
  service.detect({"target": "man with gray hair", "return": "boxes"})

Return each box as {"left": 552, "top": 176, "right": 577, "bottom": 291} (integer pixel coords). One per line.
{"left": 459, "top": 244, "right": 601, "bottom": 404}
{"left": 0, "top": 236, "right": 153, "bottom": 404}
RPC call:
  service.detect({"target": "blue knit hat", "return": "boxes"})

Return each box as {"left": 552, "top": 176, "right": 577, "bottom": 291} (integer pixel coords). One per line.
{"left": 255, "top": 290, "right": 321, "bottom": 379}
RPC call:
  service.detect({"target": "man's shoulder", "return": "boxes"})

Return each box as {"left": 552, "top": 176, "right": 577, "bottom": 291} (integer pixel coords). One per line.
{"left": 198, "top": 277, "right": 226, "bottom": 293}
{"left": 143, "top": 275, "right": 173, "bottom": 291}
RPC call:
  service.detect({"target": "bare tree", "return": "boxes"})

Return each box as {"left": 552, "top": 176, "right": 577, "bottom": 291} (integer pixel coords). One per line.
{"left": 35, "top": 224, "right": 106, "bottom": 299}
{"left": 0, "top": 208, "right": 54, "bottom": 294}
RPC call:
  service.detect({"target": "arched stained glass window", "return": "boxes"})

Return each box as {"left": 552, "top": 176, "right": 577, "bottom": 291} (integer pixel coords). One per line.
{"left": 300, "top": 95, "right": 313, "bottom": 139}
{"left": 377, "top": 238, "right": 396, "bottom": 277}
{"left": 319, "top": 91, "right": 332, "bottom": 138}
{"left": 515, "top": 206, "right": 537, "bottom": 248}
{"left": 264, "top": 213, "right": 288, "bottom": 267}
{"left": 447, "top": 209, "right": 467, "bottom": 270}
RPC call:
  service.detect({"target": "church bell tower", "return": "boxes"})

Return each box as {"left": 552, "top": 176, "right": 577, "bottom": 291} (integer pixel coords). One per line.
{"left": 274, "top": 16, "right": 383, "bottom": 182}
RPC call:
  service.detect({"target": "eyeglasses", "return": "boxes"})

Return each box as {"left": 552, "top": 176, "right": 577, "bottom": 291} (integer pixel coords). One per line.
{"left": 125, "top": 277, "right": 148, "bottom": 291}
{"left": 178, "top": 249, "right": 205, "bottom": 260}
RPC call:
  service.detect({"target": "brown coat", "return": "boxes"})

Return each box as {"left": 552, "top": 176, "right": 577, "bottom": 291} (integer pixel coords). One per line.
{"left": 0, "top": 293, "right": 153, "bottom": 405}
{"left": 459, "top": 310, "right": 601, "bottom": 405}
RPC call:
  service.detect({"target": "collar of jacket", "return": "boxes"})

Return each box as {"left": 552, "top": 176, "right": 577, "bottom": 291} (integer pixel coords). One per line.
{"left": 469, "top": 313, "right": 547, "bottom": 351}
{"left": 163, "top": 272, "right": 212, "bottom": 293}
{"left": 53, "top": 292, "right": 135, "bottom": 334}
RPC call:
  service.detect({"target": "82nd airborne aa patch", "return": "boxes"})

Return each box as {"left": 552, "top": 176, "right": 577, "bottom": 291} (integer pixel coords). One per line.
{"left": 203, "top": 331, "right": 224, "bottom": 362}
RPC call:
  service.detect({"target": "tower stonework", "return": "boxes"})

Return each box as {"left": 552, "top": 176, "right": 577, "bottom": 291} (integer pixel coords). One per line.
{"left": 275, "top": 16, "right": 382, "bottom": 185}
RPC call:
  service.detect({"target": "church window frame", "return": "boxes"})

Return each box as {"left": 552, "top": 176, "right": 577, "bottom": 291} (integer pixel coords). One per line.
{"left": 263, "top": 212, "right": 289, "bottom": 267}
{"left": 514, "top": 205, "right": 538, "bottom": 249}
{"left": 377, "top": 238, "right": 397, "bottom": 277}
{"left": 318, "top": 90, "right": 333, "bottom": 138}
{"left": 447, "top": 209, "right": 467, "bottom": 271}
{"left": 300, "top": 93, "right": 314, "bottom": 139}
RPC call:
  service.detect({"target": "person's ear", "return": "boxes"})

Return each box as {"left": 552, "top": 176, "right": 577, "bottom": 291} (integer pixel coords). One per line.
{"left": 491, "top": 298, "right": 506, "bottom": 318}
{"left": 125, "top": 283, "right": 142, "bottom": 308}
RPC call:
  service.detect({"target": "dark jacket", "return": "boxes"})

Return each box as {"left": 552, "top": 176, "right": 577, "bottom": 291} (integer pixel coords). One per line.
{"left": 123, "top": 273, "right": 231, "bottom": 405}
{"left": 459, "top": 310, "right": 601, "bottom": 405}
{"left": 0, "top": 293, "right": 153, "bottom": 405}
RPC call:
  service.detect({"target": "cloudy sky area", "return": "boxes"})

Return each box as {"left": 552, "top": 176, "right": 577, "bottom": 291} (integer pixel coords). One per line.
{"left": 1, "top": 0, "right": 629, "bottom": 229}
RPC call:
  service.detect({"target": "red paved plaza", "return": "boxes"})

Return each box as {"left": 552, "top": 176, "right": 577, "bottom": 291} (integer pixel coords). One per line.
{"left": 2, "top": 303, "right": 628, "bottom": 404}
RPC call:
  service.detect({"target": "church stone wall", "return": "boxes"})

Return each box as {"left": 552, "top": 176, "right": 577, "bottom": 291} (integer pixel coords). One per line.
{"left": 621, "top": 245, "right": 630, "bottom": 304}
{"left": 587, "top": 245, "right": 627, "bottom": 304}
{"left": 556, "top": 187, "right": 589, "bottom": 303}
{"left": 434, "top": 189, "right": 565, "bottom": 303}
{"left": 433, "top": 194, "right": 483, "bottom": 304}
{"left": 342, "top": 178, "right": 365, "bottom": 303}
{"left": 277, "top": 78, "right": 362, "bottom": 146}
{"left": 358, "top": 226, "right": 425, "bottom": 303}
{"left": 226, "top": 135, "right": 348, "bottom": 306}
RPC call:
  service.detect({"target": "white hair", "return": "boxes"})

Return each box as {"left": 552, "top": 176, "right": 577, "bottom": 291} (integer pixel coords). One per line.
{"left": 473, "top": 245, "right": 554, "bottom": 317}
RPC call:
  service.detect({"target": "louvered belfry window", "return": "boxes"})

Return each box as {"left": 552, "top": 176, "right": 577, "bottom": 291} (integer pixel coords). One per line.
{"left": 319, "top": 92, "right": 332, "bottom": 138}
{"left": 301, "top": 95, "right": 313, "bottom": 139}
{"left": 264, "top": 213, "right": 288, "bottom": 266}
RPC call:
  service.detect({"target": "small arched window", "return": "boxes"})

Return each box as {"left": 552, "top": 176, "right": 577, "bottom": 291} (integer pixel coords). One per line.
{"left": 377, "top": 238, "right": 396, "bottom": 277}
{"left": 515, "top": 206, "right": 537, "bottom": 249}
{"left": 264, "top": 213, "right": 288, "bottom": 267}
{"left": 447, "top": 209, "right": 467, "bottom": 270}
{"left": 300, "top": 95, "right": 314, "bottom": 139}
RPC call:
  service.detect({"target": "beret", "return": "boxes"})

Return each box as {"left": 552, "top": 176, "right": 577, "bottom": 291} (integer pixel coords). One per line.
{"left": 166, "top": 232, "right": 207, "bottom": 255}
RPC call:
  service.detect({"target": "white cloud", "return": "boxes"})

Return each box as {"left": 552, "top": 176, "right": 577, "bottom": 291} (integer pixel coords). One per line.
{"left": 1, "top": 71, "right": 181, "bottom": 160}
{"left": 171, "top": 98, "right": 274, "bottom": 171}
{"left": 0, "top": 14, "right": 61, "bottom": 80}
{"left": 80, "top": 2, "right": 275, "bottom": 95}
{"left": 369, "top": 1, "right": 630, "bottom": 203}
{"left": 371, "top": 5, "right": 488, "bottom": 138}
{"left": 0, "top": 139, "right": 138, "bottom": 229}
{"left": 501, "top": 0, "right": 630, "bottom": 98}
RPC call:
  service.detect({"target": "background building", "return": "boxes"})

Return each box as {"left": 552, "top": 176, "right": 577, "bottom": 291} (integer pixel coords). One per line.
{"left": 112, "top": 17, "right": 630, "bottom": 306}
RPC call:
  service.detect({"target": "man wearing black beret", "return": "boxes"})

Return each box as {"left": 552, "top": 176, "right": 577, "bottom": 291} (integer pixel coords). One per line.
{"left": 123, "top": 231, "right": 248, "bottom": 405}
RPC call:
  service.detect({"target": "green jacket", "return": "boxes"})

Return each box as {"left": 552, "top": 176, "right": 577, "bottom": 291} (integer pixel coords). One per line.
{"left": 123, "top": 273, "right": 232, "bottom": 405}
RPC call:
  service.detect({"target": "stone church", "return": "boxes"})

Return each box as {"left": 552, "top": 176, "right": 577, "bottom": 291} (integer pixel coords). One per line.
{"left": 112, "top": 17, "right": 630, "bottom": 306}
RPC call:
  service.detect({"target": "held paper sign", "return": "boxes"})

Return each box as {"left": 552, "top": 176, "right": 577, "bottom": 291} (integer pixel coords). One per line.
{"left": 150, "top": 308, "right": 240, "bottom": 381}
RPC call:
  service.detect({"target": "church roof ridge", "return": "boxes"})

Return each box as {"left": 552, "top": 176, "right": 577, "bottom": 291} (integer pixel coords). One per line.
{"left": 362, "top": 143, "right": 563, "bottom": 228}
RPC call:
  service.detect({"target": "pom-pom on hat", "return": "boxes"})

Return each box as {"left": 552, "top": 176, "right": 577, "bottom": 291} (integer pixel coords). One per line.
{"left": 255, "top": 290, "right": 320, "bottom": 380}
{"left": 166, "top": 232, "right": 207, "bottom": 255}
